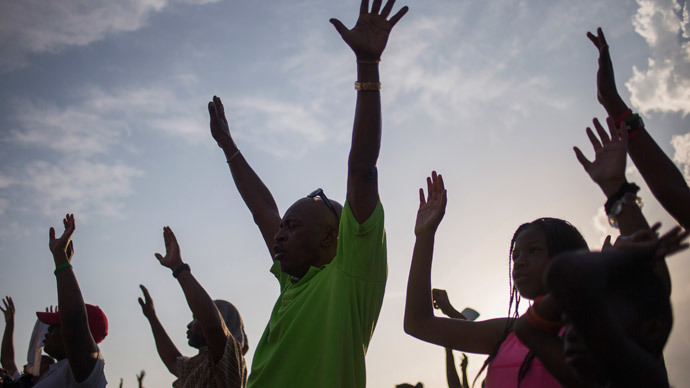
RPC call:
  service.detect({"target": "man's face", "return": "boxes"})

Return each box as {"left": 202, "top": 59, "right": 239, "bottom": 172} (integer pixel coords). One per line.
{"left": 187, "top": 319, "right": 206, "bottom": 349}
{"left": 273, "top": 199, "right": 328, "bottom": 278}
{"left": 43, "top": 324, "right": 65, "bottom": 360}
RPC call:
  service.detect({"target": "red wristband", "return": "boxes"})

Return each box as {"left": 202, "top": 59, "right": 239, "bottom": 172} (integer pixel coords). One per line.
{"left": 614, "top": 109, "right": 633, "bottom": 126}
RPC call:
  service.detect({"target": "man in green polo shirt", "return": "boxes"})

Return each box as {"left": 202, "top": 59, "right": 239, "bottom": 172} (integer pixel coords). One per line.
{"left": 206, "top": 1, "right": 408, "bottom": 386}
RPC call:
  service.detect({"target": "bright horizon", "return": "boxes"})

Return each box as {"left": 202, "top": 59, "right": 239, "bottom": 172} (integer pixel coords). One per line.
{"left": 1, "top": 0, "right": 690, "bottom": 386}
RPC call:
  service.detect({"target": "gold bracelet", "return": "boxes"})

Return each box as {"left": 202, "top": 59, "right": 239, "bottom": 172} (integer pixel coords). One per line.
{"left": 354, "top": 82, "right": 382, "bottom": 91}
{"left": 227, "top": 150, "right": 241, "bottom": 164}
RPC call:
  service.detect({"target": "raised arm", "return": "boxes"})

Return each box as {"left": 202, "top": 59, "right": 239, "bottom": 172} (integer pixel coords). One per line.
{"left": 48, "top": 214, "right": 99, "bottom": 383}
{"left": 587, "top": 28, "right": 690, "bottom": 229}
{"left": 154, "top": 227, "right": 230, "bottom": 363}
{"left": 572, "top": 117, "right": 674, "bottom": 290}
{"left": 0, "top": 297, "right": 17, "bottom": 376}
{"left": 208, "top": 96, "right": 281, "bottom": 256}
{"left": 444, "top": 348, "right": 462, "bottom": 388}
{"left": 330, "top": 0, "right": 408, "bottom": 223}
{"left": 138, "top": 285, "right": 181, "bottom": 376}
{"left": 403, "top": 172, "right": 507, "bottom": 354}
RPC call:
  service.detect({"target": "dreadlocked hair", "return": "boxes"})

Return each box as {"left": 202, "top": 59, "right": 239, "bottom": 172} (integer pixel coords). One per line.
{"left": 472, "top": 218, "right": 588, "bottom": 387}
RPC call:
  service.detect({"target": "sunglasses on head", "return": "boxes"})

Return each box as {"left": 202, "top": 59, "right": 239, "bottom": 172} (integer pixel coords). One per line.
{"left": 307, "top": 188, "right": 339, "bottom": 221}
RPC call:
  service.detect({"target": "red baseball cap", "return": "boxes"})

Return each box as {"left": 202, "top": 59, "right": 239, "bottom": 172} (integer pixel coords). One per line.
{"left": 36, "top": 304, "right": 108, "bottom": 344}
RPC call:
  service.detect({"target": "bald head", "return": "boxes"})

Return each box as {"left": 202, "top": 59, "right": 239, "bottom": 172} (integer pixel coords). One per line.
{"left": 273, "top": 196, "right": 342, "bottom": 278}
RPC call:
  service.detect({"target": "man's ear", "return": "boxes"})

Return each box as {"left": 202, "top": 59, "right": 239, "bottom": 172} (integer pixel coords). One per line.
{"left": 320, "top": 226, "right": 339, "bottom": 247}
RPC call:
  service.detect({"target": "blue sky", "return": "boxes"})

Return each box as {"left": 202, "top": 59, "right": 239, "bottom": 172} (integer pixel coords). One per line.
{"left": 1, "top": 0, "right": 690, "bottom": 386}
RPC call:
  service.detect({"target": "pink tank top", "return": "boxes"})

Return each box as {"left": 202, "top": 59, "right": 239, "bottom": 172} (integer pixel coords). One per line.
{"left": 484, "top": 332, "right": 564, "bottom": 388}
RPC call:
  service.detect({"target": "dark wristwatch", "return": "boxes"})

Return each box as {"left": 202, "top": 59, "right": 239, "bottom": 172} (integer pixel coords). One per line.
{"left": 624, "top": 113, "right": 645, "bottom": 134}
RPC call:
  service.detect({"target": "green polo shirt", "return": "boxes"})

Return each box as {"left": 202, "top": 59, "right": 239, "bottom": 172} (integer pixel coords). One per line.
{"left": 247, "top": 200, "right": 387, "bottom": 388}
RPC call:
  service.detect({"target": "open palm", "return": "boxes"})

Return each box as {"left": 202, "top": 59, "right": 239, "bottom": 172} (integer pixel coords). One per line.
{"left": 415, "top": 171, "right": 447, "bottom": 236}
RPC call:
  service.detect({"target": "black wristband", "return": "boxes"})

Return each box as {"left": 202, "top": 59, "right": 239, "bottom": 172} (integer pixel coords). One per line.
{"left": 604, "top": 182, "right": 640, "bottom": 215}
{"left": 172, "top": 263, "right": 190, "bottom": 278}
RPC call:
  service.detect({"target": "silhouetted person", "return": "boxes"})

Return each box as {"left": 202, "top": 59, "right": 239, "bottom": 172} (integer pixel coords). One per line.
{"left": 34, "top": 214, "right": 108, "bottom": 387}
{"left": 206, "top": 1, "right": 407, "bottom": 386}
{"left": 139, "top": 227, "right": 248, "bottom": 388}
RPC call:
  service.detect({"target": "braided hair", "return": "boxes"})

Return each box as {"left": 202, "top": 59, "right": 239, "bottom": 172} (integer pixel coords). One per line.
{"left": 473, "top": 218, "right": 588, "bottom": 387}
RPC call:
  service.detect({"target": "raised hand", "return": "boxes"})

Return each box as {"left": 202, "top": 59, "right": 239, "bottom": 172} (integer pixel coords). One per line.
{"left": 415, "top": 171, "right": 447, "bottom": 236}
{"left": 574, "top": 117, "right": 628, "bottom": 196}
{"left": 587, "top": 28, "right": 627, "bottom": 114}
{"left": 0, "top": 297, "right": 14, "bottom": 324}
{"left": 138, "top": 285, "right": 156, "bottom": 320}
{"left": 154, "top": 226, "right": 184, "bottom": 270}
{"left": 330, "top": 0, "right": 409, "bottom": 61}
{"left": 136, "top": 370, "right": 145, "bottom": 387}
{"left": 49, "top": 214, "right": 75, "bottom": 263}
{"left": 208, "top": 96, "right": 235, "bottom": 150}
{"left": 612, "top": 223, "right": 690, "bottom": 263}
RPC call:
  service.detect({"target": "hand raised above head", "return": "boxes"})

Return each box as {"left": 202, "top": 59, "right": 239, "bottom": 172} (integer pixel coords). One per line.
{"left": 415, "top": 171, "right": 447, "bottom": 236}
{"left": 138, "top": 285, "right": 156, "bottom": 319}
{"left": 154, "top": 226, "right": 184, "bottom": 270}
{"left": 612, "top": 223, "right": 690, "bottom": 264}
{"left": 573, "top": 117, "right": 628, "bottom": 196}
{"left": 330, "top": 0, "right": 409, "bottom": 62}
{"left": 431, "top": 288, "right": 450, "bottom": 310}
{"left": 0, "top": 296, "right": 15, "bottom": 323}
{"left": 208, "top": 96, "right": 235, "bottom": 150}
{"left": 587, "top": 27, "right": 625, "bottom": 112}
{"left": 49, "top": 214, "right": 75, "bottom": 263}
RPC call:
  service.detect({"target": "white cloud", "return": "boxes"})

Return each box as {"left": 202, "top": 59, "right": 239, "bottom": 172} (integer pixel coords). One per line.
{"left": 230, "top": 97, "right": 330, "bottom": 159}
{"left": 626, "top": 0, "right": 690, "bottom": 116}
{"left": 0, "top": 0, "right": 218, "bottom": 72}
{"left": 592, "top": 206, "right": 616, "bottom": 247}
{"left": 19, "top": 160, "right": 143, "bottom": 218}
{"left": 672, "top": 131, "right": 690, "bottom": 182}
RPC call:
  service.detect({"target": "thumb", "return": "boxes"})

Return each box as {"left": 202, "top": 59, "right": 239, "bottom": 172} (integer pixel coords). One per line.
{"left": 138, "top": 297, "right": 145, "bottom": 307}
{"left": 155, "top": 253, "right": 164, "bottom": 263}
{"left": 49, "top": 227, "right": 55, "bottom": 241}
{"left": 330, "top": 18, "right": 348, "bottom": 37}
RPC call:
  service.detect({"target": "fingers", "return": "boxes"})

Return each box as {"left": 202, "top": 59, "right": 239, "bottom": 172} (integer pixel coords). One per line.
{"left": 329, "top": 18, "right": 348, "bottom": 38}
{"left": 139, "top": 284, "right": 151, "bottom": 300}
{"left": 585, "top": 127, "right": 602, "bottom": 151}
{"left": 371, "top": 0, "right": 382, "bottom": 14}
{"left": 593, "top": 118, "right": 610, "bottom": 144}
{"left": 418, "top": 188, "right": 425, "bottom": 206}
{"left": 359, "top": 0, "right": 369, "bottom": 15}
{"left": 426, "top": 176, "right": 433, "bottom": 202}
{"left": 597, "top": 27, "right": 608, "bottom": 48}
{"left": 573, "top": 146, "right": 592, "bottom": 171}
{"left": 389, "top": 6, "right": 408, "bottom": 27}
{"left": 380, "top": 0, "right": 395, "bottom": 18}
{"left": 602, "top": 235, "right": 612, "bottom": 250}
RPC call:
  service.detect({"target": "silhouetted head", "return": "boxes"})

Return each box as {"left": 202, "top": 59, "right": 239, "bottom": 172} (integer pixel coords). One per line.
{"left": 188, "top": 300, "right": 250, "bottom": 354}
{"left": 510, "top": 218, "right": 588, "bottom": 300}
{"left": 563, "top": 268, "right": 672, "bottom": 384}
{"left": 273, "top": 190, "right": 342, "bottom": 278}
{"left": 42, "top": 325, "right": 66, "bottom": 360}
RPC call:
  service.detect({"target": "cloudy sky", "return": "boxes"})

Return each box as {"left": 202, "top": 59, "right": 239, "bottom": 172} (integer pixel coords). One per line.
{"left": 1, "top": 0, "right": 689, "bottom": 386}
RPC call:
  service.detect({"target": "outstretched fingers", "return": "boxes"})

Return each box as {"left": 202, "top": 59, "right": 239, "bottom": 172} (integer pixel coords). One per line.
{"left": 592, "top": 118, "right": 610, "bottom": 144}
{"left": 388, "top": 5, "right": 408, "bottom": 27}
{"left": 380, "top": 0, "right": 395, "bottom": 18}
{"left": 371, "top": 0, "right": 382, "bottom": 14}
{"left": 573, "top": 146, "right": 592, "bottom": 171}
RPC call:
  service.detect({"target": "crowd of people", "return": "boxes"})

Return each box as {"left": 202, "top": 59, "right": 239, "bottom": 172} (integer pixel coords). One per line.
{"left": 2, "top": 0, "right": 689, "bottom": 387}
